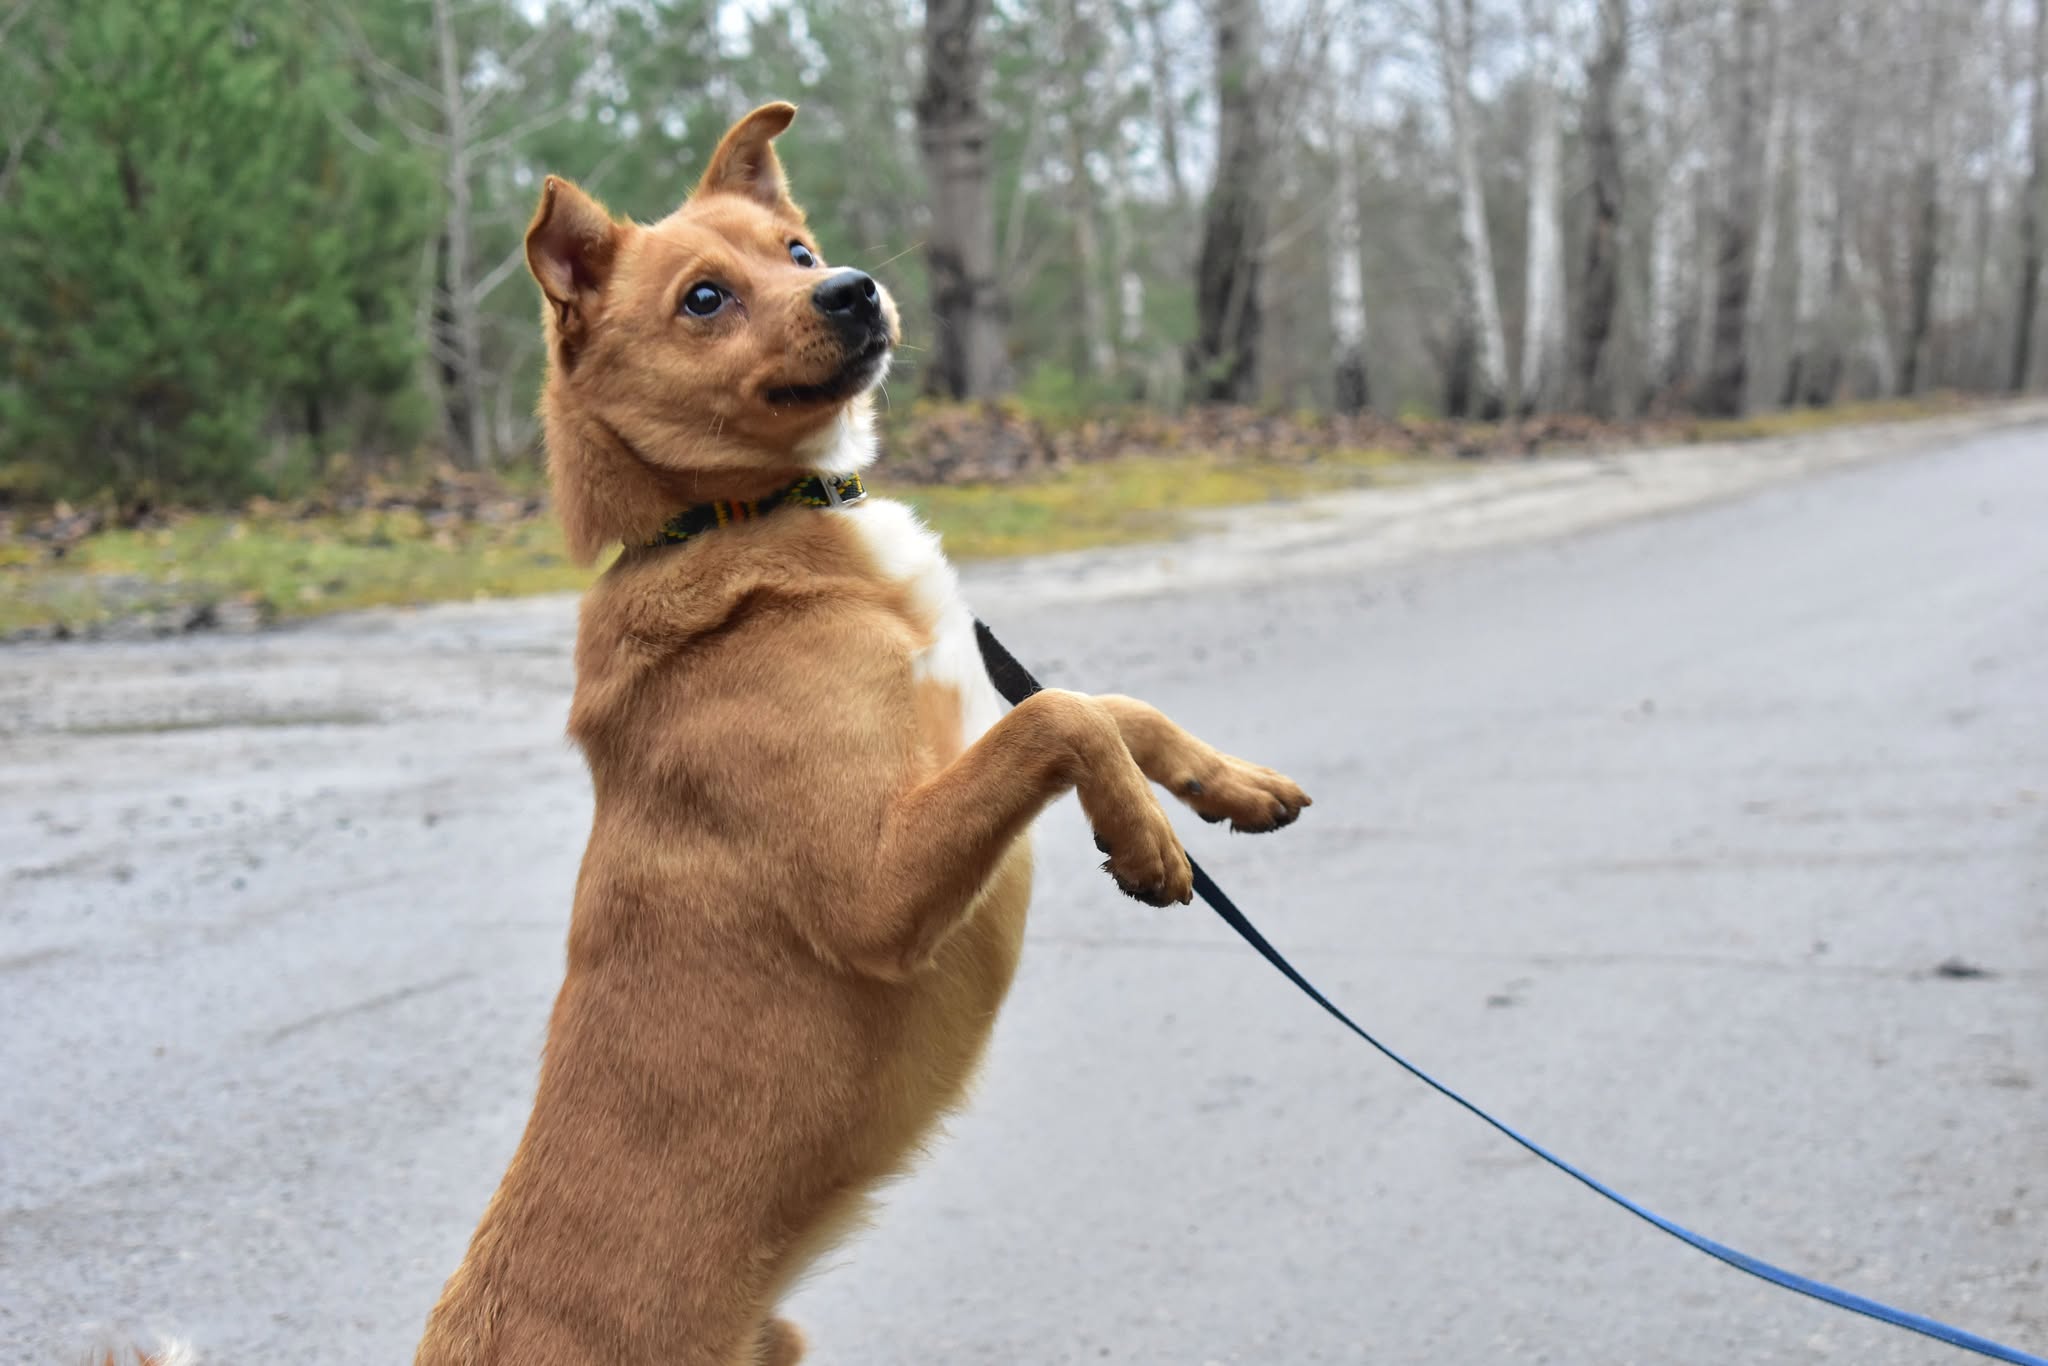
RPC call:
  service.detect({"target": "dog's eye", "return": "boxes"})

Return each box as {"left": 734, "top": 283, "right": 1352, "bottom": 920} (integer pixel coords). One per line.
{"left": 680, "top": 283, "right": 725, "bottom": 317}
{"left": 788, "top": 242, "right": 818, "bottom": 269}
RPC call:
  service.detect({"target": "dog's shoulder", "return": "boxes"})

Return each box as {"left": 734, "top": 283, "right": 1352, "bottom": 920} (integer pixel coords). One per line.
{"left": 834, "top": 496, "right": 959, "bottom": 617}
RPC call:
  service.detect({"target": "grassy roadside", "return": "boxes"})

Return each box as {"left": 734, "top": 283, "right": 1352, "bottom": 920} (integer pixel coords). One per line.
{"left": 0, "top": 447, "right": 1427, "bottom": 638}
{"left": 0, "top": 395, "right": 1980, "bottom": 640}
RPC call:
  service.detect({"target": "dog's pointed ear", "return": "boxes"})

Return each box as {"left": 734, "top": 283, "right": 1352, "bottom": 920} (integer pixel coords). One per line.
{"left": 526, "top": 176, "right": 620, "bottom": 325}
{"left": 693, "top": 102, "right": 799, "bottom": 212}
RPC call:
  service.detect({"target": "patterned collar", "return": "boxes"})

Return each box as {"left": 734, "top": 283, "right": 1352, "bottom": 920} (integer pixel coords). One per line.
{"left": 642, "top": 472, "right": 867, "bottom": 548}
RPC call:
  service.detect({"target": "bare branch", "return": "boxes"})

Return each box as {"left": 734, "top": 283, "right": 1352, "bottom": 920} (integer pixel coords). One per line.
{"left": 368, "top": 82, "right": 447, "bottom": 151}
{"left": 335, "top": 12, "right": 449, "bottom": 113}
{"left": 468, "top": 237, "right": 535, "bottom": 310}
{"left": 470, "top": 102, "right": 578, "bottom": 160}
{"left": 318, "top": 100, "right": 387, "bottom": 157}
{"left": 0, "top": 0, "right": 39, "bottom": 50}
{"left": 463, "top": 21, "right": 570, "bottom": 125}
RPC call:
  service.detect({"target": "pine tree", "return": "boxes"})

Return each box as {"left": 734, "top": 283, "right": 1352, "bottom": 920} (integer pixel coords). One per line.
{"left": 0, "top": 0, "right": 430, "bottom": 499}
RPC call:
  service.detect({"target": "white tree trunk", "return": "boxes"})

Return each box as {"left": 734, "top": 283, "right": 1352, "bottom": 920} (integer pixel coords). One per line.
{"left": 1517, "top": 0, "right": 1567, "bottom": 413}
{"left": 1744, "top": 15, "right": 1789, "bottom": 406}
{"left": 1104, "top": 135, "right": 1144, "bottom": 359}
{"left": 1646, "top": 181, "right": 1686, "bottom": 394}
{"left": 1330, "top": 119, "right": 1369, "bottom": 413}
{"left": 1644, "top": 0, "right": 1696, "bottom": 400}
{"left": 1435, "top": 0, "right": 1509, "bottom": 415}
{"left": 1638, "top": 14, "right": 1687, "bottom": 401}
{"left": 1056, "top": 0, "right": 1113, "bottom": 381}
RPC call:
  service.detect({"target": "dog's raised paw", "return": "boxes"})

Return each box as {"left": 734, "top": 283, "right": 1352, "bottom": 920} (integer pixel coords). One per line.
{"left": 1088, "top": 805, "right": 1193, "bottom": 906}
{"left": 1105, "top": 858, "right": 1192, "bottom": 907}
{"left": 1176, "top": 756, "right": 1311, "bottom": 834}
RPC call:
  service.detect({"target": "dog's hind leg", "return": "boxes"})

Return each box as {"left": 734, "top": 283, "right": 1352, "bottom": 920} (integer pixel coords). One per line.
{"left": 756, "top": 1318, "right": 805, "bottom": 1366}
{"left": 1093, "top": 694, "right": 1311, "bottom": 833}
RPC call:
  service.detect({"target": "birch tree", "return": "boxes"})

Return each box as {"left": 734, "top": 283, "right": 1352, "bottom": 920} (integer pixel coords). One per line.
{"left": 1742, "top": 8, "right": 1788, "bottom": 408}
{"left": 1783, "top": 15, "right": 1839, "bottom": 407}
{"left": 334, "top": 0, "right": 582, "bottom": 468}
{"left": 1642, "top": 0, "right": 1695, "bottom": 403}
{"left": 1329, "top": 43, "right": 1370, "bottom": 413}
{"left": 1517, "top": 0, "right": 1567, "bottom": 414}
{"left": 1055, "top": 0, "right": 1113, "bottom": 382}
{"left": 1434, "top": 0, "right": 1509, "bottom": 417}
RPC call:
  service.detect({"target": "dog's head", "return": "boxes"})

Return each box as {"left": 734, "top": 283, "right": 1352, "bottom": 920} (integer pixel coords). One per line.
{"left": 525, "top": 102, "right": 899, "bottom": 561}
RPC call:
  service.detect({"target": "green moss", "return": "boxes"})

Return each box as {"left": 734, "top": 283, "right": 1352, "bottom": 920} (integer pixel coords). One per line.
{"left": 907, "top": 448, "right": 1424, "bottom": 559}
{"left": 1682, "top": 395, "right": 1966, "bottom": 443}
{"left": 1, "top": 512, "right": 596, "bottom": 636}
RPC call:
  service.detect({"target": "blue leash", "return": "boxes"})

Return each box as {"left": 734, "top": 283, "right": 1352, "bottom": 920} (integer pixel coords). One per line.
{"left": 973, "top": 620, "right": 2047, "bottom": 1366}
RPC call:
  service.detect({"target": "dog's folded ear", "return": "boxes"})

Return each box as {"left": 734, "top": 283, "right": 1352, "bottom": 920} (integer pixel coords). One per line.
{"left": 526, "top": 176, "right": 621, "bottom": 339}
{"left": 693, "top": 102, "right": 800, "bottom": 214}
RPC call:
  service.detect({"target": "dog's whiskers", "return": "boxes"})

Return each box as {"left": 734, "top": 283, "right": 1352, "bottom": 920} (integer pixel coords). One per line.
{"left": 866, "top": 241, "right": 925, "bottom": 273}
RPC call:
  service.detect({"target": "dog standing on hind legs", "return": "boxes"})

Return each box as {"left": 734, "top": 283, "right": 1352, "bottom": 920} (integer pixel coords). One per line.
{"left": 413, "top": 102, "right": 1310, "bottom": 1366}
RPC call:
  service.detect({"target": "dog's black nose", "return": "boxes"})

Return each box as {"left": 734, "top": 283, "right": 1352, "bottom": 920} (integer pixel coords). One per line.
{"left": 813, "top": 269, "right": 882, "bottom": 331}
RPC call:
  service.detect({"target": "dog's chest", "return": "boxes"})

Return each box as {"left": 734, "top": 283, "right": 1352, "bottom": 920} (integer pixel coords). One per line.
{"left": 839, "top": 498, "right": 1004, "bottom": 754}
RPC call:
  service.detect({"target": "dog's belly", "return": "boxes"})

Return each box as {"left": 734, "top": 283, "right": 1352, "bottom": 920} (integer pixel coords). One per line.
{"left": 886, "top": 839, "right": 1031, "bottom": 1117}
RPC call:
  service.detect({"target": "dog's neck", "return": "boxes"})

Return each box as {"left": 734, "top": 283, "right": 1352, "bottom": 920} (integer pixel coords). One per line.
{"left": 793, "top": 407, "right": 880, "bottom": 478}
{"left": 640, "top": 471, "right": 867, "bottom": 549}
{"left": 547, "top": 401, "right": 878, "bottom": 563}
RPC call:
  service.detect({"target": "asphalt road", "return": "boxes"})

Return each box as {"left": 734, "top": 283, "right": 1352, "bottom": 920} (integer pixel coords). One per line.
{"left": 4, "top": 421, "right": 2044, "bottom": 1364}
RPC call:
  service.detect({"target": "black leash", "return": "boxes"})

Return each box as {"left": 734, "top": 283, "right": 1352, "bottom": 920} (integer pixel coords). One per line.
{"left": 972, "top": 618, "right": 2046, "bottom": 1366}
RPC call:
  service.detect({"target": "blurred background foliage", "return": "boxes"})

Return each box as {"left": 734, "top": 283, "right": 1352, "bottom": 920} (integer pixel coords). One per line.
{"left": 0, "top": 0, "right": 2042, "bottom": 505}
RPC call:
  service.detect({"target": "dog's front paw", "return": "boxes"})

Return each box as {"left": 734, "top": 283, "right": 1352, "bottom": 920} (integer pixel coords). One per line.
{"left": 1086, "top": 796, "right": 1193, "bottom": 907}
{"left": 1176, "top": 755, "right": 1311, "bottom": 833}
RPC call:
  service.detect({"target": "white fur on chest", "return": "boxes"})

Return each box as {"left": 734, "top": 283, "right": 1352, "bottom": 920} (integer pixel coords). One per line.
{"left": 837, "top": 497, "right": 1004, "bottom": 746}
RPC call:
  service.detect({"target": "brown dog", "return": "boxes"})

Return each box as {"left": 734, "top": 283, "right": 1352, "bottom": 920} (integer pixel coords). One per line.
{"left": 413, "top": 102, "right": 1310, "bottom": 1366}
